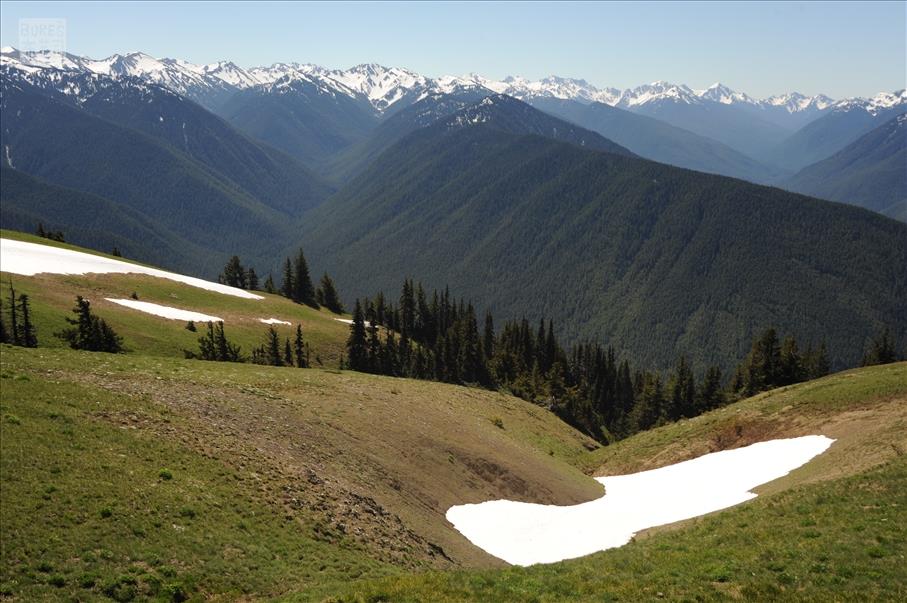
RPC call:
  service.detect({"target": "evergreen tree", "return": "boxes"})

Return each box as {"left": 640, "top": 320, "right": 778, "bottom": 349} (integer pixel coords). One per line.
{"left": 345, "top": 300, "right": 368, "bottom": 371}
{"left": 264, "top": 273, "right": 276, "bottom": 294}
{"left": 809, "top": 342, "right": 830, "bottom": 378}
{"left": 294, "top": 324, "right": 308, "bottom": 368}
{"left": 265, "top": 327, "right": 283, "bottom": 366}
{"left": 284, "top": 338, "right": 294, "bottom": 367}
{"left": 111, "top": 246, "right": 122, "bottom": 257}
{"left": 667, "top": 356, "right": 695, "bottom": 420}
{"left": 222, "top": 256, "right": 247, "bottom": 289}
{"left": 697, "top": 366, "right": 724, "bottom": 412}
{"left": 779, "top": 336, "right": 803, "bottom": 385}
{"left": 862, "top": 328, "right": 899, "bottom": 366}
{"left": 56, "top": 296, "right": 123, "bottom": 353}
{"left": 367, "top": 319, "right": 382, "bottom": 373}
{"left": 293, "top": 248, "right": 318, "bottom": 307}
{"left": 483, "top": 312, "right": 495, "bottom": 362}
{"left": 247, "top": 268, "right": 259, "bottom": 291}
{"left": 17, "top": 294, "right": 37, "bottom": 348}
{"left": 319, "top": 273, "right": 344, "bottom": 314}
{"left": 281, "top": 257, "right": 294, "bottom": 299}
{"left": 193, "top": 322, "right": 242, "bottom": 362}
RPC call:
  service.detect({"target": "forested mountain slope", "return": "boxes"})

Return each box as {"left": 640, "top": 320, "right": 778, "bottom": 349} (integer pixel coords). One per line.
{"left": 783, "top": 113, "right": 907, "bottom": 221}
{"left": 300, "top": 98, "right": 907, "bottom": 372}
{"left": 529, "top": 98, "right": 780, "bottom": 183}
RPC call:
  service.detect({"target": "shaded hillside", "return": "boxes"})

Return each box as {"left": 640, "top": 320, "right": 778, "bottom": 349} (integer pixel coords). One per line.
{"left": 530, "top": 98, "right": 780, "bottom": 183}
{"left": 300, "top": 98, "right": 907, "bottom": 372}
{"left": 783, "top": 113, "right": 907, "bottom": 220}
{"left": 0, "top": 168, "right": 203, "bottom": 271}
{"left": 627, "top": 97, "right": 791, "bottom": 160}
{"left": 218, "top": 78, "right": 380, "bottom": 166}
{"left": 0, "top": 81, "right": 300, "bottom": 275}
{"left": 768, "top": 104, "right": 907, "bottom": 172}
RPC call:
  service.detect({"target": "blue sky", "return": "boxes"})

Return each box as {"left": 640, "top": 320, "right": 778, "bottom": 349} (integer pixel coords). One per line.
{"left": 1, "top": 1, "right": 904, "bottom": 98}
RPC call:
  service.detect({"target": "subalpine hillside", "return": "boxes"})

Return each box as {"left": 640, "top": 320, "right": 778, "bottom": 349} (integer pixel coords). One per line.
{"left": 300, "top": 98, "right": 907, "bottom": 372}
{"left": 0, "top": 230, "right": 352, "bottom": 365}
{"left": 2, "top": 343, "right": 903, "bottom": 600}
{"left": 306, "top": 361, "right": 907, "bottom": 602}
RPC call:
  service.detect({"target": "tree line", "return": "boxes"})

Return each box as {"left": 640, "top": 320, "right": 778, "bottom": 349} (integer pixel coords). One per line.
{"left": 344, "top": 278, "right": 902, "bottom": 443}
{"left": 219, "top": 249, "right": 344, "bottom": 314}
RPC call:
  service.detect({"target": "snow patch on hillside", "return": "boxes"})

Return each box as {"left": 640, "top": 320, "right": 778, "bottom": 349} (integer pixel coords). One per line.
{"left": 447, "top": 435, "right": 834, "bottom": 566}
{"left": 105, "top": 298, "right": 223, "bottom": 322}
{"left": 0, "top": 238, "right": 263, "bottom": 299}
{"left": 259, "top": 318, "right": 291, "bottom": 325}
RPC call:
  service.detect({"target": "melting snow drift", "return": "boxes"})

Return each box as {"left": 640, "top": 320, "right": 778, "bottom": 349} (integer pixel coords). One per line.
{"left": 259, "top": 318, "right": 291, "bottom": 325}
{"left": 0, "top": 238, "right": 263, "bottom": 300}
{"left": 447, "top": 435, "right": 834, "bottom": 566}
{"left": 105, "top": 298, "right": 223, "bottom": 322}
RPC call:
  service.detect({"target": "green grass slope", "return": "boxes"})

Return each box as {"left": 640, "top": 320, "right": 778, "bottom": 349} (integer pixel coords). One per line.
{"left": 307, "top": 362, "right": 907, "bottom": 602}
{"left": 0, "top": 345, "right": 603, "bottom": 600}
{"left": 1, "top": 230, "right": 352, "bottom": 367}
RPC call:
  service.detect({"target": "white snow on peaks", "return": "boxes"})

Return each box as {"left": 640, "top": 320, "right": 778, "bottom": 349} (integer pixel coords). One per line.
{"left": 696, "top": 82, "right": 757, "bottom": 105}
{"left": 2, "top": 46, "right": 901, "bottom": 116}
{"left": 447, "top": 435, "right": 834, "bottom": 566}
{"left": 105, "top": 298, "right": 223, "bottom": 322}
{"left": 0, "top": 238, "right": 264, "bottom": 300}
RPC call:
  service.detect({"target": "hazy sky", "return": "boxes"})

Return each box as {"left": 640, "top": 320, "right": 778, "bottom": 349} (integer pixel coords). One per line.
{"left": 1, "top": 1, "right": 904, "bottom": 98}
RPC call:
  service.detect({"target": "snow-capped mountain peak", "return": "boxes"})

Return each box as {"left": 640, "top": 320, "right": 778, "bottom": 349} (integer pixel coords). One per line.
{"left": 2, "top": 46, "right": 903, "bottom": 119}
{"left": 696, "top": 82, "right": 756, "bottom": 105}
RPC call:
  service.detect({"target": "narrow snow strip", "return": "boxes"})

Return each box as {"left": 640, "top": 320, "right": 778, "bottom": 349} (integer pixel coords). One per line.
{"left": 447, "top": 435, "right": 834, "bottom": 566}
{"left": 0, "top": 238, "right": 263, "bottom": 300}
{"left": 259, "top": 318, "right": 291, "bottom": 325}
{"left": 105, "top": 298, "right": 223, "bottom": 322}
{"left": 334, "top": 318, "right": 354, "bottom": 325}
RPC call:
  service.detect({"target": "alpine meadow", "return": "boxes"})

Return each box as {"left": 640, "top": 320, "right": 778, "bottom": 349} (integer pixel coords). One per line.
{"left": 0, "top": 2, "right": 905, "bottom": 602}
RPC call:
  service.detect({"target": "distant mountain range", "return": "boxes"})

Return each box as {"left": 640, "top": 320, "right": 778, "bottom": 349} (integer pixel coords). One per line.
{"left": 1, "top": 47, "right": 905, "bottom": 370}
{"left": 4, "top": 47, "right": 903, "bottom": 189}
{"left": 3, "top": 47, "right": 901, "bottom": 119}
{"left": 784, "top": 114, "right": 907, "bottom": 221}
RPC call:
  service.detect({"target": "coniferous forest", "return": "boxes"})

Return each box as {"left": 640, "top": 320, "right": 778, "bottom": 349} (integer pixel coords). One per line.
{"left": 342, "top": 279, "right": 894, "bottom": 443}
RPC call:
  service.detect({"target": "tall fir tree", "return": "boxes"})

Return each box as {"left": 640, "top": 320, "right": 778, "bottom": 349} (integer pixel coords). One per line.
{"left": 294, "top": 324, "right": 308, "bottom": 368}
{"left": 293, "top": 249, "right": 318, "bottom": 307}
{"left": 319, "top": 273, "right": 344, "bottom": 314}
{"left": 281, "top": 257, "right": 294, "bottom": 299}
{"left": 17, "top": 294, "right": 37, "bottom": 348}
{"left": 345, "top": 300, "right": 368, "bottom": 372}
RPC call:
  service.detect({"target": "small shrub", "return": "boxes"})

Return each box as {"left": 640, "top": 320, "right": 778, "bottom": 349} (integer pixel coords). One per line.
{"left": 130, "top": 292, "right": 139, "bottom": 300}
{"left": 179, "top": 507, "right": 196, "bottom": 519}
{"left": 36, "top": 561, "right": 53, "bottom": 573}
{"left": 3, "top": 414, "right": 21, "bottom": 425}
{"left": 158, "top": 468, "right": 173, "bottom": 481}
{"left": 103, "top": 575, "right": 138, "bottom": 602}
{"left": 48, "top": 574, "right": 66, "bottom": 588}
{"left": 492, "top": 417, "right": 504, "bottom": 429}
{"left": 185, "top": 321, "right": 196, "bottom": 332}
{"left": 100, "top": 507, "right": 113, "bottom": 519}
{"left": 78, "top": 573, "right": 97, "bottom": 588}
{"left": 165, "top": 582, "right": 188, "bottom": 602}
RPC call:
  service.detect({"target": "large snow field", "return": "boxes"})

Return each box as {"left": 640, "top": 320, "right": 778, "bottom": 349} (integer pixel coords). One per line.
{"left": 447, "top": 435, "right": 834, "bottom": 566}
{"left": 0, "top": 238, "right": 263, "bottom": 300}
{"left": 105, "top": 298, "right": 223, "bottom": 322}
